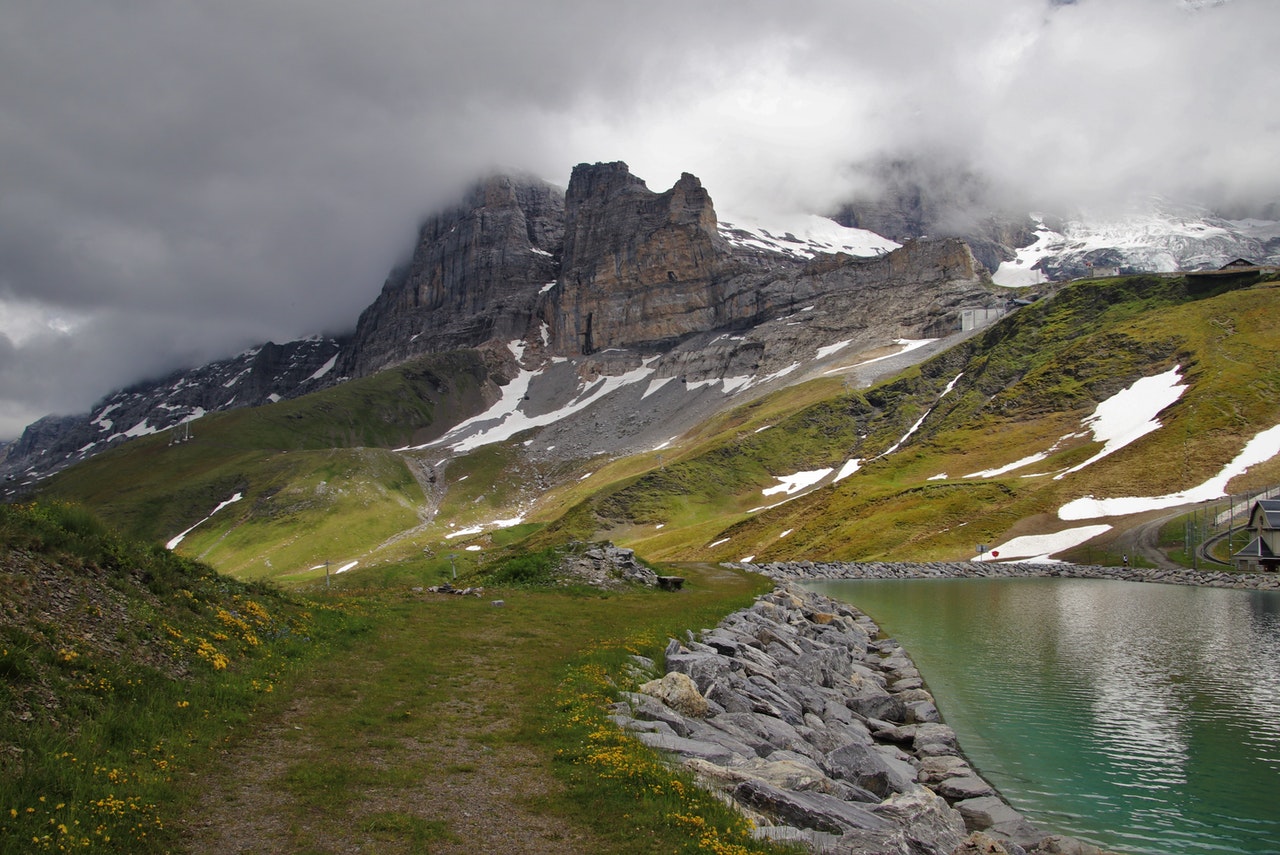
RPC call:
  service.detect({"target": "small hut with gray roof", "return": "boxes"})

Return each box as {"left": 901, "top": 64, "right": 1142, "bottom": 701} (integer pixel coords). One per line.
{"left": 1233, "top": 499, "right": 1280, "bottom": 572}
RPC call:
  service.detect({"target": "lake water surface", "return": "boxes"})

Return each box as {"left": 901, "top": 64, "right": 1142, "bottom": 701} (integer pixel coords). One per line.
{"left": 804, "top": 578, "right": 1280, "bottom": 854}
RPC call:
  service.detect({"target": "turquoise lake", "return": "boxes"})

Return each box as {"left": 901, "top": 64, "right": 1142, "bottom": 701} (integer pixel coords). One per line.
{"left": 804, "top": 578, "right": 1280, "bottom": 855}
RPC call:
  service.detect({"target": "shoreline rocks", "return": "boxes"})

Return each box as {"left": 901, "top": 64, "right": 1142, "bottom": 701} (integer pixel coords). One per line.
{"left": 612, "top": 583, "right": 1108, "bottom": 855}
{"left": 737, "top": 559, "right": 1280, "bottom": 591}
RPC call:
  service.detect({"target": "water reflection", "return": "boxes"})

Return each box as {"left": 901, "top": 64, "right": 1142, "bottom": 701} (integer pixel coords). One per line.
{"left": 806, "top": 578, "right": 1280, "bottom": 855}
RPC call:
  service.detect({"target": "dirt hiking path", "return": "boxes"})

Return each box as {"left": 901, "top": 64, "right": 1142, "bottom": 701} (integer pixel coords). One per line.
{"left": 182, "top": 592, "right": 607, "bottom": 855}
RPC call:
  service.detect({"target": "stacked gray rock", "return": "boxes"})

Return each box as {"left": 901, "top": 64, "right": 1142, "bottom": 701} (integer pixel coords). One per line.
{"left": 741, "top": 560, "right": 1280, "bottom": 591}
{"left": 612, "top": 585, "right": 1100, "bottom": 854}
{"left": 561, "top": 543, "right": 660, "bottom": 588}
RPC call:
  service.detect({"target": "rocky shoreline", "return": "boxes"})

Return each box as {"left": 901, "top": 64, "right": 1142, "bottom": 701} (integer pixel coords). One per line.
{"left": 739, "top": 559, "right": 1280, "bottom": 590}
{"left": 613, "top": 582, "right": 1107, "bottom": 855}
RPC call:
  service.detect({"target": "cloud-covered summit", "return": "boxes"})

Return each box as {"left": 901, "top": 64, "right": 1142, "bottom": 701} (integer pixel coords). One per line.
{"left": 1, "top": 0, "right": 1274, "bottom": 438}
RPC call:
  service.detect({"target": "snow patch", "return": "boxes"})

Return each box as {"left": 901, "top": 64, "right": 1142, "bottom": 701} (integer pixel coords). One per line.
{"left": 413, "top": 342, "right": 657, "bottom": 454}
{"left": 1053, "top": 366, "right": 1186, "bottom": 479}
{"left": 823, "top": 339, "right": 937, "bottom": 375}
{"left": 762, "top": 468, "right": 834, "bottom": 497}
{"left": 166, "top": 493, "right": 244, "bottom": 550}
{"left": 719, "top": 214, "right": 899, "bottom": 260}
{"left": 306, "top": 354, "right": 338, "bottom": 382}
{"left": 833, "top": 459, "right": 862, "bottom": 483}
{"left": 975, "top": 524, "right": 1113, "bottom": 562}
{"left": 816, "top": 340, "right": 852, "bottom": 359}
{"left": 643, "top": 377, "right": 674, "bottom": 399}
{"left": 444, "top": 515, "right": 526, "bottom": 539}
{"left": 1059, "top": 424, "right": 1280, "bottom": 520}
{"left": 966, "top": 452, "right": 1049, "bottom": 479}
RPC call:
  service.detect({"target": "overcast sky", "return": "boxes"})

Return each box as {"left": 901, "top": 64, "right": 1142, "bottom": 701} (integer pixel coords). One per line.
{"left": 1, "top": 0, "right": 1276, "bottom": 438}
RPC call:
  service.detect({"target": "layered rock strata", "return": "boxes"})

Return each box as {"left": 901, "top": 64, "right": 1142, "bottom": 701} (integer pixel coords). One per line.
{"left": 340, "top": 173, "right": 565, "bottom": 377}
{"left": 546, "top": 162, "right": 992, "bottom": 358}
{"left": 614, "top": 585, "right": 1101, "bottom": 854}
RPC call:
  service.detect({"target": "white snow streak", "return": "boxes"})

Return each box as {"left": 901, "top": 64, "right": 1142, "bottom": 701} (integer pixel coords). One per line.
{"left": 823, "top": 339, "right": 937, "bottom": 375}
{"left": 966, "top": 452, "right": 1049, "bottom": 479}
{"left": 816, "top": 340, "right": 852, "bottom": 359}
{"left": 833, "top": 459, "right": 862, "bottom": 483}
{"left": 166, "top": 492, "right": 244, "bottom": 550}
{"left": 306, "top": 354, "right": 337, "bottom": 382}
{"left": 413, "top": 342, "right": 656, "bottom": 454}
{"left": 719, "top": 215, "right": 899, "bottom": 260}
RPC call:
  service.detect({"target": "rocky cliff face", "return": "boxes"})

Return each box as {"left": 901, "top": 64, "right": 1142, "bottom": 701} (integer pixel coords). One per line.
{"left": 547, "top": 163, "right": 735, "bottom": 354}
{"left": 4, "top": 161, "right": 1003, "bottom": 486}
{"left": 340, "top": 173, "right": 564, "bottom": 377}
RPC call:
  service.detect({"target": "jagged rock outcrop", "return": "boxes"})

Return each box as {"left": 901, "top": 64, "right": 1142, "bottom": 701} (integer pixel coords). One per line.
{"left": 339, "top": 173, "right": 565, "bottom": 377}
{"left": 545, "top": 161, "right": 991, "bottom": 360}
{"left": 547, "top": 162, "right": 735, "bottom": 353}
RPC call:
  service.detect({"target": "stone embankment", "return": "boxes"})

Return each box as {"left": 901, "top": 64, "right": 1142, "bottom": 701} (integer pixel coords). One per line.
{"left": 742, "top": 560, "right": 1280, "bottom": 590}
{"left": 613, "top": 584, "right": 1105, "bottom": 855}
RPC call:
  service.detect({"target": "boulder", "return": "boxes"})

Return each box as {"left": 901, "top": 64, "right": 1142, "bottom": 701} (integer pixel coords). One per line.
{"left": 954, "top": 796, "right": 1044, "bottom": 850}
{"left": 822, "top": 741, "right": 917, "bottom": 797}
{"left": 619, "top": 691, "right": 697, "bottom": 737}
{"left": 936, "top": 776, "right": 996, "bottom": 801}
{"left": 664, "top": 650, "right": 733, "bottom": 695}
{"left": 846, "top": 673, "right": 907, "bottom": 722}
{"left": 638, "top": 671, "right": 709, "bottom": 718}
{"left": 733, "top": 778, "right": 894, "bottom": 836}
{"left": 871, "top": 788, "right": 969, "bottom": 855}
{"left": 952, "top": 831, "right": 1018, "bottom": 855}
{"left": 635, "top": 732, "right": 743, "bottom": 766}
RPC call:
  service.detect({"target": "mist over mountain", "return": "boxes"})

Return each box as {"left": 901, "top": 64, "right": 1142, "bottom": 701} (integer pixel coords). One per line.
{"left": 2, "top": 0, "right": 1276, "bottom": 441}
{"left": 3, "top": 162, "right": 1003, "bottom": 486}
{"left": 6, "top": 155, "right": 1279, "bottom": 487}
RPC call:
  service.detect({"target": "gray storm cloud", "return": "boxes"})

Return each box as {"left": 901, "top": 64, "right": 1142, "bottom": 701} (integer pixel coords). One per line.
{"left": 1, "top": 0, "right": 1275, "bottom": 437}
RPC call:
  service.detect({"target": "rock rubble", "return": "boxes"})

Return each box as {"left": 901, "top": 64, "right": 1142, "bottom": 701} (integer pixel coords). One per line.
{"left": 613, "top": 584, "right": 1107, "bottom": 855}
{"left": 740, "top": 559, "right": 1280, "bottom": 591}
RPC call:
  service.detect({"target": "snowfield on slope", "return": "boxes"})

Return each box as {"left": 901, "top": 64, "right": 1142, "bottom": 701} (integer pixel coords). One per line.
{"left": 976, "top": 524, "right": 1114, "bottom": 563}
{"left": 719, "top": 214, "right": 900, "bottom": 260}
{"left": 965, "top": 367, "right": 1187, "bottom": 484}
{"left": 993, "top": 203, "right": 1280, "bottom": 287}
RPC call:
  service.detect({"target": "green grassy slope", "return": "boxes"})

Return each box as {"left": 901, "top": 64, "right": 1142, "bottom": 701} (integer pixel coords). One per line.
{"left": 0, "top": 501, "right": 354, "bottom": 853}
{"left": 540, "top": 274, "right": 1280, "bottom": 562}
{"left": 30, "top": 272, "right": 1280, "bottom": 579}
{"left": 39, "top": 351, "right": 495, "bottom": 580}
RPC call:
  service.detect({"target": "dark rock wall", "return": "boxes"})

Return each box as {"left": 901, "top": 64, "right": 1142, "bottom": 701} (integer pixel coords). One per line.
{"left": 340, "top": 174, "right": 565, "bottom": 377}
{"left": 549, "top": 163, "right": 733, "bottom": 354}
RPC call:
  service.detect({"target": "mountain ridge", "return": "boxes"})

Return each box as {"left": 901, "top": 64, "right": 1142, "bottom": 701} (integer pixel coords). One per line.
{"left": 3, "top": 162, "right": 1003, "bottom": 489}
